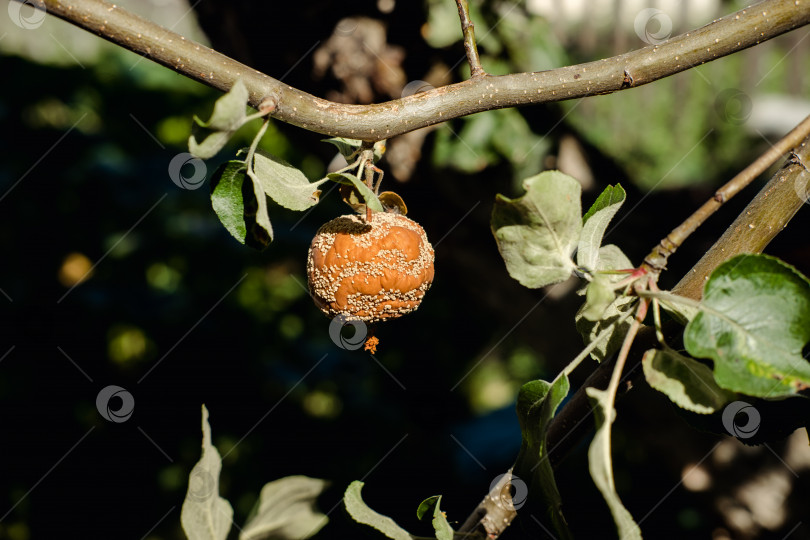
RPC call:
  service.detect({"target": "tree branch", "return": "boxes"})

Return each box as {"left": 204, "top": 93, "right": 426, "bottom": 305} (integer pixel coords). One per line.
{"left": 642, "top": 115, "right": 810, "bottom": 275}
{"left": 455, "top": 0, "right": 486, "bottom": 78}
{"left": 28, "top": 0, "right": 810, "bottom": 141}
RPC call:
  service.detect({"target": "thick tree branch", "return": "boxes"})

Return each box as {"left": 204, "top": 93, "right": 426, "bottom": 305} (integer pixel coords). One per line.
{"left": 28, "top": 0, "right": 810, "bottom": 141}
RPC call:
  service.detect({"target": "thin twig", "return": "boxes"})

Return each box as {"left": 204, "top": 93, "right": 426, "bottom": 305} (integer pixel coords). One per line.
{"left": 455, "top": 0, "right": 486, "bottom": 78}
{"left": 23, "top": 0, "right": 810, "bottom": 141}
{"left": 672, "top": 134, "right": 810, "bottom": 300}
{"left": 642, "top": 115, "right": 810, "bottom": 275}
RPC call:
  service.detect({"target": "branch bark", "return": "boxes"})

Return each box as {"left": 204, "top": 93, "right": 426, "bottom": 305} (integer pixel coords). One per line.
{"left": 28, "top": 0, "right": 810, "bottom": 141}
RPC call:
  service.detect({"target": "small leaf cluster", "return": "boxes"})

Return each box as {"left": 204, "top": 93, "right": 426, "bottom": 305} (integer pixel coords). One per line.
{"left": 491, "top": 170, "right": 810, "bottom": 538}
{"left": 181, "top": 406, "right": 328, "bottom": 540}
{"left": 189, "top": 80, "right": 386, "bottom": 249}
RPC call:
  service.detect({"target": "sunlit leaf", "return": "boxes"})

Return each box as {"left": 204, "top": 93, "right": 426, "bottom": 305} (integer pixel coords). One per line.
{"left": 581, "top": 274, "right": 616, "bottom": 322}
{"left": 491, "top": 171, "right": 581, "bottom": 289}
{"left": 240, "top": 476, "right": 329, "bottom": 540}
{"left": 181, "top": 405, "right": 234, "bottom": 540}
{"left": 576, "top": 245, "right": 636, "bottom": 361}
{"left": 684, "top": 254, "right": 810, "bottom": 398}
{"left": 344, "top": 481, "right": 413, "bottom": 540}
{"left": 322, "top": 137, "right": 362, "bottom": 161}
{"left": 189, "top": 79, "right": 250, "bottom": 159}
{"left": 585, "top": 388, "right": 642, "bottom": 540}
{"left": 578, "top": 184, "right": 625, "bottom": 271}
{"left": 642, "top": 348, "right": 736, "bottom": 414}
{"left": 250, "top": 151, "right": 328, "bottom": 212}
{"left": 415, "top": 496, "right": 453, "bottom": 540}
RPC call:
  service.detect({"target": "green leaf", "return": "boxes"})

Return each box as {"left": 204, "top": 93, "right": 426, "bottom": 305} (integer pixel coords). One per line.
{"left": 344, "top": 481, "right": 413, "bottom": 540}
{"left": 190, "top": 131, "right": 235, "bottom": 160}
{"left": 655, "top": 293, "right": 699, "bottom": 326}
{"left": 582, "top": 184, "right": 626, "bottom": 225}
{"left": 594, "top": 244, "right": 633, "bottom": 274}
{"left": 240, "top": 476, "right": 329, "bottom": 540}
{"left": 585, "top": 388, "right": 642, "bottom": 540}
{"left": 322, "top": 138, "right": 386, "bottom": 163}
{"left": 491, "top": 171, "right": 582, "bottom": 289}
{"left": 582, "top": 274, "right": 616, "bottom": 322}
{"left": 578, "top": 184, "right": 626, "bottom": 271}
{"left": 322, "top": 137, "right": 363, "bottom": 160}
{"left": 250, "top": 151, "right": 328, "bottom": 212}
{"left": 576, "top": 245, "right": 636, "bottom": 361}
{"left": 327, "top": 172, "right": 383, "bottom": 212}
{"left": 250, "top": 172, "right": 274, "bottom": 245}
{"left": 642, "top": 348, "right": 736, "bottom": 414}
{"left": 181, "top": 405, "right": 234, "bottom": 540}
{"left": 415, "top": 496, "right": 453, "bottom": 540}
{"left": 189, "top": 79, "right": 250, "bottom": 159}
{"left": 197, "top": 79, "right": 249, "bottom": 131}
{"left": 210, "top": 161, "right": 248, "bottom": 243}
{"left": 684, "top": 254, "right": 810, "bottom": 398}
{"left": 513, "top": 377, "right": 573, "bottom": 540}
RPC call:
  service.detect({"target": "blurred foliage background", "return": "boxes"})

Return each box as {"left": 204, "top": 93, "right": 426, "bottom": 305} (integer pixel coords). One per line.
{"left": 1, "top": 0, "right": 810, "bottom": 539}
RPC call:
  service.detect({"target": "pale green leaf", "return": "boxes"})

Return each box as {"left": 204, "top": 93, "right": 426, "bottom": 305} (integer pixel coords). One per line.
{"left": 322, "top": 138, "right": 385, "bottom": 162}
{"left": 250, "top": 151, "right": 327, "bottom": 212}
{"left": 415, "top": 496, "right": 453, "bottom": 540}
{"left": 655, "top": 292, "right": 699, "bottom": 325}
{"left": 181, "top": 405, "right": 234, "bottom": 540}
{"left": 578, "top": 184, "right": 626, "bottom": 271}
{"left": 576, "top": 245, "right": 636, "bottom": 361}
{"left": 642, "top": 348, "right": 736, "bottom": 414}
{"left": 251, "top": 172, "right": 274, "bottom": 243}
{"left": 197, "top": 78, "right": 249, "bottom": 131}
{"left": 491, "top": 171, "right": 581, "bottom": 289}
{"left": 594, "top": 244, "right": 633, "bottom": 275}
{"left": 513, "top": 377, "right": 573, "bottom": 539}
{"left": 240, "top": 476, "right": 329, "bottom": 540}
{"left": 190, "top": 131, "right": 235, "bottom": 160}
{"left": 585, "top": 388, "right": 642, "bottom": 540}
{"left": 188, "top": 79, "right": 250, "bottom": 159}
{"left": 322, "top": 137, "right": 362, "bottom": 161}
{"left": 684, "top": 254, "right": 810, "bottom": 397}
{"left": 582, "top": 274, "right": 616, "bottom": 322}
{"left": 327, "top": 172, "right": 383, "bottom": 212}
{"left": 344, "top": 481, "right": 413, "bottom": 540}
